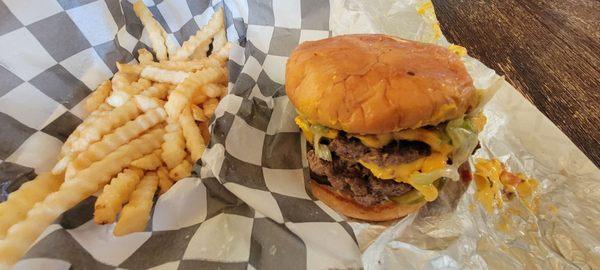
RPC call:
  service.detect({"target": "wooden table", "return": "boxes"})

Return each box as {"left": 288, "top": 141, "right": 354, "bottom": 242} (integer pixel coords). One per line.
{"left": 432, "top": 0, "right": 600, "bottom": 166}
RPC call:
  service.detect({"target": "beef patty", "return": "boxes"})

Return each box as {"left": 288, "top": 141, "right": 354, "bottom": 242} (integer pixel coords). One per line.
{"left": 307, "top": 150, "right": 414, "bottom": 206}
{"left": 328, "top": 136, "right": 431, "bottom": 167}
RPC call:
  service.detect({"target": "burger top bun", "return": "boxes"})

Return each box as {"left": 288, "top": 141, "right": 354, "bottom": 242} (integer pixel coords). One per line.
{"left": 285, "top": 34, "right": 477, "bottom": 134}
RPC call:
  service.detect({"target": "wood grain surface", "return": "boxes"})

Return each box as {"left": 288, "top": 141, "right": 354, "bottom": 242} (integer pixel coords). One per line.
{"left": 432, "top": 0, "right": 600, "bottom": 166}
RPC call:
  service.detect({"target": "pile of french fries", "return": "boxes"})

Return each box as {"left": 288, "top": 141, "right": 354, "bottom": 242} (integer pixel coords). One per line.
{"left": 0, "top": 1, "right": 229, "bottom": 267}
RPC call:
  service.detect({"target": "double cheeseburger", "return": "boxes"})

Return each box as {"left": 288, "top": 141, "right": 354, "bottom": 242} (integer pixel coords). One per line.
{"left": 285, "top": 34, "right": 486, "bottom": 221}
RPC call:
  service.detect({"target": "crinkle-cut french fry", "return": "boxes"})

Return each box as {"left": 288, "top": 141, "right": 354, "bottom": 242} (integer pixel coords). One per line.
{"left": 94, "top": 168, "right": 144, "bottom": 224}
{"left": 85, "top": 80, "right": 112, "bottom": 113}
{"left": 59, "top": 104, "right": 113, "bottom": 158}
{"left": 165, "top": 35, "right": 179, "bottom": 60}
{"left": 211, "top": 43, "right": 232, "bottom": 64}
{"left": 137, "top": 48, "right": 154, "bottom": 64}
{"left": 200, "top": 83, "right": 225, "bottom": 98}
{"left": 141, "top": 66, "right": 190, "bottom": 84}
{"left": 71, "top": 100, "right": 141, "bottom": 153}
{"left": 117, "top": 62, "right": 144, "bottom": 75}
{"left": 190, "top": 104, "right": 208, "bottom": 122}
{"left": 156, "top": 167, "right": 173, "bottom": 195}
{"left": 172, "top": 8, "right": 224, "bottom": 61}
{"left": 0, "top": 173, "right": 63, "bottom": 239}
{"left": 161, "top": 119, "right": 187, "bottom": 169}
{"left": 131, "top": 149, "right": 163, "bottom": 170}
{"left": 140, "top": 83, "right": 171, "bottom": 100}
{"left": 0, "top": 129, "right": 164, "bottom": 267}
{"left": 111, "top": 72, "right": 138, "bottom": 93}
{"left": 164, "top": 66, "right": 226, "bottom": 118}
{"left": 113, "top": 171, "right": 158, "bottom": 236}
{"left": 133, "top": 1, "right": 168, "bottom": 61}
{"left": 203, "top": 98, "right": 219, "bottom": 119}
{"left": 212, "top": 29, "right": 228, "bottom": 52}
{"left": 134, "top": 95, "right": 163, "bottom": 112}
{"left": 70, "top": 108, "right": 167, "bottom": 173}
{"left": 198, "top": 121, "right": 210, "bottom": 145}
{"left": 169, "top": 159, "right": 192, "bottom": 181}
{"left": 191, "top": 44, "right": 209, "bottom": 60}
{"left": 106, "top": 90, "right": 130, "bottom": 107}
{"left": 51, "top": 154, "right": 72, "bottom": 175}
{"left": 180, "top": 107, "right": 205, "bottom": 161}
{"left": 191, "top": 89, "right": 208, "bottom": 105}
{"left": 107, "top": 78, "right": 152, "bottom": 107}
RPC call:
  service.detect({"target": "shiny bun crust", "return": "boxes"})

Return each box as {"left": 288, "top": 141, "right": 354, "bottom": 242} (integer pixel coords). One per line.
{"left": 285, "top": 34, "right": 477, "bottom": 134}
{"left": 309, "top": 181, "right": 426, "bottom": 221}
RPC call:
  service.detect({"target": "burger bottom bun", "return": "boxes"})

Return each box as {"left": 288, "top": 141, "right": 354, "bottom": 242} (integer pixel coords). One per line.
{"left": 309, "top": 180, "right": 426, "bottom": 222}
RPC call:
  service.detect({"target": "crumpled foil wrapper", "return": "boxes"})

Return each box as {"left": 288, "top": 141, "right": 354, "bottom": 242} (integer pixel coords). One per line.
{"left": 331, "top": 1, "right": 600, "bottom": 269}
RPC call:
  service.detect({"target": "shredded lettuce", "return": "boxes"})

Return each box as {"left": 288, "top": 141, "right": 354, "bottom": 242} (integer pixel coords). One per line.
{"left": 409, "top": 166, "right": 460, "bottom": 185}
{"left": 445, "top": 117, "right": 479, "bottom": 169}
{"left": 310, "top": 124, "right": 333, "bottom": 161}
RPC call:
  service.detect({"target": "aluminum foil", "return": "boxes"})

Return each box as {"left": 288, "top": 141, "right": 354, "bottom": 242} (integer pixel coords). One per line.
{"left": 331, "top": 1, "right": 600, "bottom": 269}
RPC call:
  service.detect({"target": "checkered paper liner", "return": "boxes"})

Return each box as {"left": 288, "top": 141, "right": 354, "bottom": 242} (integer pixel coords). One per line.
{"left": 0, "top": 0, "right": 362, "bottom": 269}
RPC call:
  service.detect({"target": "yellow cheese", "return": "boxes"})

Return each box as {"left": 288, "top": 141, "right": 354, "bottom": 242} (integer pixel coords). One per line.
{"left": 360, "top": 159, "right": 424, "bottom": 180}
{"left": 473, "top": 158, "right": 505, "bottom": 212}
{"left": 295, "top": 116, "right": 338, "bottom": 143}
{"left": 470, "top": 113, "right": 487, "bottom": 133}
{"left": 295, "top": 116, "right": 314, "bottom": 143}
{"left": 360, "top": 152, "right": 448, "bottom": 202}
{"left": 353, "top": 134, "right": 393, "bottom": 148}
{"left": 354, "top": 128, "right": 452, "bottom": 155}
{"left": 448, "top": 44, "right": 468, "bottom": 57}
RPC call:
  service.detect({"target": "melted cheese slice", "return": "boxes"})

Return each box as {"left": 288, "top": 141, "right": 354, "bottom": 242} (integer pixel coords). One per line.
{"left": 295, "top": 116, "right": 338, "bottom": 143}
{"left": 359, "top": 153, "right": 448, "bottom": 201}
{"left": 354, "top": 129, "right": 453, "bottom": 155}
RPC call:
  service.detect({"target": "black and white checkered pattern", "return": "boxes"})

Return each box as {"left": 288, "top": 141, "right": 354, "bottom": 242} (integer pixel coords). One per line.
{"left": 1, "top": 0, "right": 362, "bottom": 269}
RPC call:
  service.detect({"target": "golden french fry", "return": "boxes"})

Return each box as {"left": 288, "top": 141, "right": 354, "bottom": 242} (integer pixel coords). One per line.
{"left": 117, "top": 62, "right": 144, "bottom": 75}
{"left": 131, "top": 149, "right": 163, "bottom": 170}
{"left": 140, "top": 83, "right": 171, "bottom": 100}
{"left": 0, "top": 129, "right": 164, "bottom": 267}
{"left": 164, "top": 66, "right": 226, "bottom": 118}
{"left": 59, "top": 103, "right": 113, "bottom": 158}
{"left": 107, "top": 78, "right": 151, "bottom": 107}
{"left": 111, "top": 72, "right": 138, "bottom": 93}
{"left": 137, "top": 48, "right": 154, "bottom": 64}
{"left": 172, "top": 8, "right": 224, "bottom": 61}
{"left": 168, "top": 159, "right": 192, "bottom": 180}
{"left": 69, "top": 109, "right": 167, "bottom": 173}
{"left": 51, "top": 154, "right": 72, "bottom": 175}
{"left": 0, "top": 173, "right": 63, "bottom": 239}
{"left": 190, "top": 104, "right": 208, "bottom": 122}
{"left": 156, "top": 167, "right": 173, "bottom": 195}
{"left": 198, "top": 121, "right": 210, "bottom": 144}
{"left": 141, "top": 66, "right": 190, "bottom": 84}
{"left": 106, "top": 91, "right": 130, "bottom": 107}
{"left": 85, "top": 80, "right": 112, "bottom": 113}
{"left": 190, "top": 44, "right": 209, "bottom": 60}
{"left": 211, "top": 42, "right": 232, "bottom": 64}
{"left": 200, "top": 83, "right": 225, "bottom": 98}
{"left": 212, "top": 29, "right": 228, "bottom": 52}
{"left": 180, "top": 107, "right": 205, "bottom": 161}
{"left": 203, "top": 98, "right": 219, "bottom": 119}
{"left": 94, "top": 168, "right": 144, "bottom": 224}
{"left": 133, "top": 1, "right": 168, "bottom": 61}
{"left": 134, "top": 95, "right": 163, "bottom": 112}
{"left": 160, "top": 119, "right": 187, "bottom": 169}
{"left": 71, "top": 100, "right": 141, "bottom": 152}
{"left": 113, "top": 171, "right": 158, "bottom": 236}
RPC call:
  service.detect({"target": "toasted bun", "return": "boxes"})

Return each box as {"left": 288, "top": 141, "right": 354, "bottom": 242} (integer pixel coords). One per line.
{"left": 309, "top": 180, "right": 426, "bottom": 221}
{"left": 286, "top": 34, "right": 477, "bottom": 134}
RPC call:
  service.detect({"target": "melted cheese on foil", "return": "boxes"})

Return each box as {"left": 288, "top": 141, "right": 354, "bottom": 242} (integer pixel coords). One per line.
{"left": 474, "top": 158, "right": 539, "bottom": 212}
